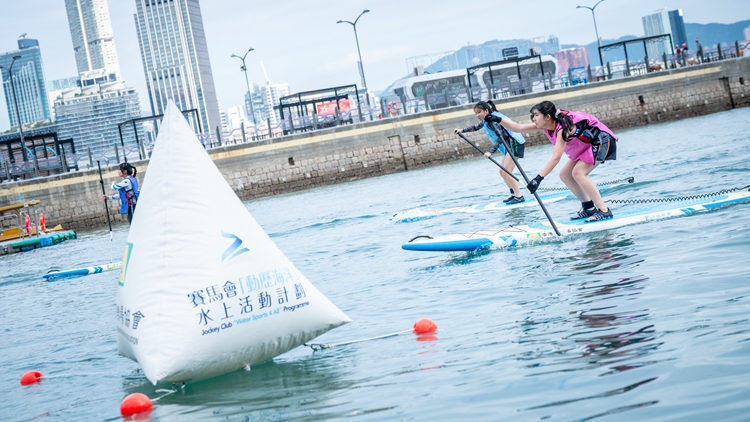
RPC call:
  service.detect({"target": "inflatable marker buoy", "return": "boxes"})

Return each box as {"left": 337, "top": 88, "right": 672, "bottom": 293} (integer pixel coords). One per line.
{"left": 20, "top": 370, "right": 43, "bottom": 385}
{"left": 24, "top": 214, "right": 32, "bottom": 235}
{"left": 39, "top": 212, "right": 46, "bottom": 232}
{"left": 413, "top": 318, "right": 438, "bottom": 334}
{"left": 116, "top": 101, "right": 351, "bottom": 384}
{"left": 120, "top": 393, "right": 153, "bottom": 416}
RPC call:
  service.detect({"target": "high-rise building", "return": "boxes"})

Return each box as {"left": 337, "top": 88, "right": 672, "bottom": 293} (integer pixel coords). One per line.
{"left": 65, "top": 0, "right": 121, "bottom": 78}
{"left": 643, "top": 9, "right": 675, "bottom": 58}
{"left": 553, "top": 47, "right": 590, "bottom": 74}
{"left": 48, "top": 76, "right": 80, "bottom": 121}
{"left": 743, "top": 25, "right": 750, "bottom": 41}
{"left": 244, "top": 82, "right": 270, "bottom": 125}
{"left": 226, "top": 106, "right": 243, "bottom": 130}
{"left": 134, "top": 0, "right": 220, "bottom": 136}
{"left": 260, "top": 81, "right": 290, "bottom": 125}
{"left": 0, "top": 37, "right": 51, "bottom": 128}
{"left": 53, "top": 69, "right": 143, "bottom": 154}
{"left": 668, "top": 9, "right": 687, "bottom": 48}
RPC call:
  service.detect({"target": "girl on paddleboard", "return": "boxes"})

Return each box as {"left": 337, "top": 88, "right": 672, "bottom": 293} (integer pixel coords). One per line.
{"left": 103, "top": 162, "right": 140, "bottom": 224}
{"left": 484, "top": 100, "right": 617, "bottom": 221}
{"left": 454, "top": 100, "right": 527, "bottom": 204}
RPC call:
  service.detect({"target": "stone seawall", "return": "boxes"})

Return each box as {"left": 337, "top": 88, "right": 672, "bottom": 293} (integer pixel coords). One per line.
{"left": 2, "top": 57, "right": 749, "bottom": 231}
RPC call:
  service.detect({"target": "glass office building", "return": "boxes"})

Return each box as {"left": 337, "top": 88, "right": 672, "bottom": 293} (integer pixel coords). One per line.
{"left": 642, "top": 9, "right": 675, "bottom": 58}
{"left": 134, "top": 0, "right": 220, "bottom": 135}
{"left": 53, "top": 71, "right": 144, "bottom": 155}
{"left": 0, "top": 37, "right": 51, "bottom": 128}
{"left": 65, "top": 0, "right": 121, "bottom": 78}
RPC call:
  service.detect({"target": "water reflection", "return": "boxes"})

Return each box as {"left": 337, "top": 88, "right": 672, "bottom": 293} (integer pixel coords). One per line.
{"left": 121, "top": 355, "right": 355, "bottom": 421}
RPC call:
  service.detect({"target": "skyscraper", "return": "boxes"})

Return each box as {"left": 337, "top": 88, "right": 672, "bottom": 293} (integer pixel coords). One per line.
{"left": 642, "top": 9, "right": 675, "bottom": 58}
{"left": 58, "top": 0, "right": 142, "bottom": 154}
{"left": 668, "top": 9, "right": 687, "bottom": 48}
{"left": 260, "top": 81, "right": 290, "bottom": 125}
{"left": 0, "top": 37, "right": 51, "bottom": 127}
{"left": 134, "top": 0, "right": 220, "bottom": 136}
{"left": 65, "top": 0, "right": 121, "bottom": 78}
{"left": 53, "top": 69, "right": 143, "bottom": 154}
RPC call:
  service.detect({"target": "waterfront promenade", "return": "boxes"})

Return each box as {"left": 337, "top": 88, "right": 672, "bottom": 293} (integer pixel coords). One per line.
{"left": 1, "top": 57, "right": 749, "bottom": 231}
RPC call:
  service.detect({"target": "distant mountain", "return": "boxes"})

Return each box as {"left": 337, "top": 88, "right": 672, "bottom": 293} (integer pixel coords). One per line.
{"left": 561, "top": 20, "right": 750, "bottom": 67}
{"left": 686, "top": 20, "right": 750, "bottom": 48}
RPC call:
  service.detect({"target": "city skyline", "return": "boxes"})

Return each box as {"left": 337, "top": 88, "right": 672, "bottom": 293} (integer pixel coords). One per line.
{"left": 0, "top": 0, "right": 747, "bottom": 132}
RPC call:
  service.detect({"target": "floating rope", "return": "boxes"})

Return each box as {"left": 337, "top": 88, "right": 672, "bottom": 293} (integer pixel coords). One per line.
{"left": 606, "top": 185, "right": 750, "bottom": 205}
{"left": 537, "top": 176, "right": 634, "bottom": 192}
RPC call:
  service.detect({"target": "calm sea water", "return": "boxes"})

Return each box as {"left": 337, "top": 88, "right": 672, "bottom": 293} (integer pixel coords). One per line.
{"left": 2, "top": 107, "right": 750, "bottom": 421}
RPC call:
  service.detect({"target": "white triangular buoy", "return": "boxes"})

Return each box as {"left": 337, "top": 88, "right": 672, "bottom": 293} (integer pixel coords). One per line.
{"left": 116, "top": 101, "right": 351, "bottom": 384}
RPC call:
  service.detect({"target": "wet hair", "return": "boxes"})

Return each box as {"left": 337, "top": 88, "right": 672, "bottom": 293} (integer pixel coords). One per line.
{"left": 530, "top": 100, "right": 574, "bottom": 141}
{"left": 119, "top": 162, "right": 137, "bottom": 177}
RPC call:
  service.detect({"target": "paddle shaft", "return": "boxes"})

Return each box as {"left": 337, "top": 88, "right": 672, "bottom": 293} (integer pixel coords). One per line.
{"left": 96, "top": 161, "right": 114, "bottom": 242}
{"left": 489, "top": 122, "right": 562, "bottom": 236}
{"left": 456, "top": 132, "right": 519, "bottom": 181}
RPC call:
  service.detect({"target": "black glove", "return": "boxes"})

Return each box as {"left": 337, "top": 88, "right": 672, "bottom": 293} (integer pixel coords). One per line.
{"left": 484, "top": 113, "right": 502, "bottom": 123}
{"left": 526, "top": 174, "right": 544, "bottom": 194}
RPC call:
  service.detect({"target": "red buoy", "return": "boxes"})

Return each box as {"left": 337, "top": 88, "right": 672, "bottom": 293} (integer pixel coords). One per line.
{"left": 120, "top": 393, "right": 153, "bottom": 416}
{"left": 39, "top": 212, "right": 46, "bottom": 232}
{"left": 24, "top": 214, "right": 32, "bottom": 234}
{"left": 413, "top": 318, "right": 438, "bottom": 334}
{"left": 20, "top": 370, "right": 43, "bottom": 385}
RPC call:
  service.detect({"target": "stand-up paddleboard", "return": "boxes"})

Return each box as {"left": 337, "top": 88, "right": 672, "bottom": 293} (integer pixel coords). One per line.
{"left": 402, "top": 188, "right": 750, "bottom": 252}
{"left": 390, "top": 177, "right": 634, "bottom": 223}
{"left": 44, "top": 262, "right": 121, "bottom": 280}
{"left": 117, "top": 101, "right": 350, "bottom": 385}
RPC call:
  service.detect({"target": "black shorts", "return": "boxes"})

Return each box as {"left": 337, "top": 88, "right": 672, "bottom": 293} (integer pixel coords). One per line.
{"left": 592, "top": 132, "right": 616, "bottom": 163}
{"left": 511, "top": 139, "right": 525, "bottom": 158}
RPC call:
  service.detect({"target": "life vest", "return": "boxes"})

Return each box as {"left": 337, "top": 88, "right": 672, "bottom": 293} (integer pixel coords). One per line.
{"left": 117, "top": 176, "right": 140, "bottom": 214}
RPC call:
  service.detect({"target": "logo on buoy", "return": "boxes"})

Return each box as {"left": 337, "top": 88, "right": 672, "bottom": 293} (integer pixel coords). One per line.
{"left": 221, "top": 231, "right": 250, "bottom": 263}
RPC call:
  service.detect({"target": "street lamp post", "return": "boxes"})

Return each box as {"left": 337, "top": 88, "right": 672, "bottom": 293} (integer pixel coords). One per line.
{"left": 577, "top": 0, "right": 605, "bottom": 67}
{"left": 231, "top": 48, "right": 257, "bottom": 127}
{"left": 1, "top": 55, "right": 26, "bottom": 147}
{"left": 337, "top": 10, "right": 371, "bottom": 112}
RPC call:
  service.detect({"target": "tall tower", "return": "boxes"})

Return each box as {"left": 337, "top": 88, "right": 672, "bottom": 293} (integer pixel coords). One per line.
{"left": 642, "top": 9, "right": 674, "bottom": 58}
{"left": 65, "top": 0, "right": 121, "bottom": 78}
{"left": 0, "top": 37, "right": 51, "bottom": 127}
{"left": 134, "top": 0, "right": 220, "bottom": 135}
{"left": 668, "top": 9, "right": 687, "bottom": 48}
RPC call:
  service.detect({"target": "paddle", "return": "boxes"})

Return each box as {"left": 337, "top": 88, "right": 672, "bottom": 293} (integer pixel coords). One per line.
{"left": 97, "top": 161, "right": 114, "bottom": 244}
{"left": 456, "top": 132, "right": 519, "bottom": 181}
{"left": 488, "top": 122, "right": 562, "bottom": 236}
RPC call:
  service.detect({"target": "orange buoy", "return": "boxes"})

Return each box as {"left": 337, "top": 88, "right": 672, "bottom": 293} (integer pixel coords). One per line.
{"left": 39, "top": 212, "right": 46, "bottom": 232}
{"left": 413, "top": 318, "right": 438, "bottom": 334}
{"left": 20, "top": 370, "right": 43, "bottom": 385}
{"left": 24, "top": 214, "right": 32, "bottom": 234}
{"left": 120, "top": 393, "right": 153, "bottom": 416}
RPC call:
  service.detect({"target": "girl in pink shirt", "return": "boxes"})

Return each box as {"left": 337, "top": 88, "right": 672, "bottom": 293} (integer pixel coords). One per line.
{"left": 485, "top": 100, "right": 617, "bottom": 221}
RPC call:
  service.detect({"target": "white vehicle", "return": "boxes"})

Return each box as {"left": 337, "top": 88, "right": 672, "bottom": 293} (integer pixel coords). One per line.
{"left": 381, "top": 55, "right": 558, "bottom": 115}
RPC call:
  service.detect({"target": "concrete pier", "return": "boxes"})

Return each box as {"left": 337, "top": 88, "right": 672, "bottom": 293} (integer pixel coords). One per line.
{"left": 1, "top": 57, "right": 749, "bottom": 231}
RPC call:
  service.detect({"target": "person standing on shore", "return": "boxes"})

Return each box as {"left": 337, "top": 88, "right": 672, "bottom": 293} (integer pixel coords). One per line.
{"left": 484, "top": 100, "right": 618, "bottom": 222}
{"left": 103, "top": 162, "right": 140, "bottom": 224}
{"left": 695, "top": 38, "right": 704, "bottom": 63}
{"left": 454, "top": 100, "right": 527, "bottom": 204}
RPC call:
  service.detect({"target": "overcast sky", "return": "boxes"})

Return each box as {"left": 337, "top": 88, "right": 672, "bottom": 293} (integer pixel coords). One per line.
{"left": 0, "top": 0, "right": 747, "bottom": 131}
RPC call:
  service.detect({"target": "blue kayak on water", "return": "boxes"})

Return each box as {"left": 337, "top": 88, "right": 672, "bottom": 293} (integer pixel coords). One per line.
{"left": 390, "top": 177, "right": 634, "bottom": 223}
{"left": 402, "top": 187, "right": 750, "bottom": 252}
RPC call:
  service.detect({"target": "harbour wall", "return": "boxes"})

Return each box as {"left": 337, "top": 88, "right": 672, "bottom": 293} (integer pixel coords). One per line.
{"left": 1, "top": 57, "right": 749, "bottom": 231}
